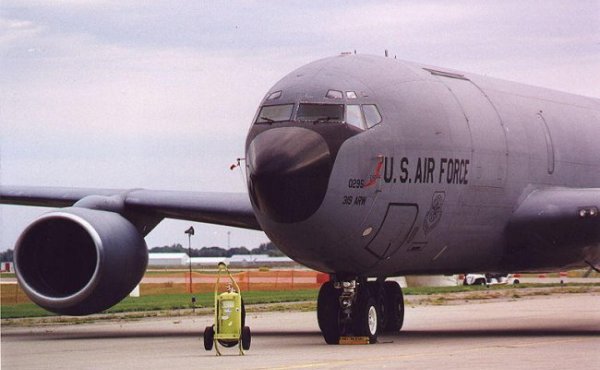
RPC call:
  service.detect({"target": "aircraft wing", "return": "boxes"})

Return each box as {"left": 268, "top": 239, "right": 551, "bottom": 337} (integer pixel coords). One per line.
{"left": 0, "top": 185, "right": 261, "bottom": 230}
{"left": 507, "top": 187, "right": 600, "bottom": 268}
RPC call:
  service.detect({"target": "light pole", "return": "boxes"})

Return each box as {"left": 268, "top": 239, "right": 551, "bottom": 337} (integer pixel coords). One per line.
{"left": 184, "top": 226, "right": 195, "bottom": 293}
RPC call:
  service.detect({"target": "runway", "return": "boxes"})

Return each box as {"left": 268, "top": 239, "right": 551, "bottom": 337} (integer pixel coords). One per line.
{"left": 2, "top": 293, "right": 599, "bottom": 369}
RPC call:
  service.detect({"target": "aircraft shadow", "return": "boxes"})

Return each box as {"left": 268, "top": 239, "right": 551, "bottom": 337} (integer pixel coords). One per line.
{"left": 4, "top": 327, "right": 598, "bottom": 342}
{"left": 2, "top": 329, "right": 320, "bottom": 341}
{"left": 391, "top": 327, "right": 600, "bottom": 339}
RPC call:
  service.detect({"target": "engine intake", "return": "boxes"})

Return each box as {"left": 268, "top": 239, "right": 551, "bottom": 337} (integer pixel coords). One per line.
{"left": 14, "top": 207, "right": 148, "bottom": 315}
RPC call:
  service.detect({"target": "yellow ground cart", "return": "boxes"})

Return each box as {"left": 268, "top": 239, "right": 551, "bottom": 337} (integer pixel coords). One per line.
{"left": 203, "top": 262, "right": 251, "bottom": 355}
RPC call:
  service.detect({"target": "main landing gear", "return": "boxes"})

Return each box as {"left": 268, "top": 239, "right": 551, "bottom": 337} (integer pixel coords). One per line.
{"left": 317, "top": 277, "right": 404, "bottom": 344}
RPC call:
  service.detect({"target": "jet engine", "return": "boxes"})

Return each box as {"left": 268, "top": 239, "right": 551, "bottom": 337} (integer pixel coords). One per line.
{"left": 14, "top": 207, "right": 148, "bottom": 315}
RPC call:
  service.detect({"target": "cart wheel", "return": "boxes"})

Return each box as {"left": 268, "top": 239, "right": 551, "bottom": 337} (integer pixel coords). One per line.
{"left": 242, "top": 326, "right": 251, "bottom": 350}
{"left": 241, "top": 299, "right": 246, "bottom": 327}
{"left": 203, "top": 326, "right": 214, "bottom": 351}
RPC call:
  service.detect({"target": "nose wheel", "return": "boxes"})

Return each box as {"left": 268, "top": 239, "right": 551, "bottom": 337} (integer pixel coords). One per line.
{"left": 317, "top": 278, "right": 404, "bottom": 344}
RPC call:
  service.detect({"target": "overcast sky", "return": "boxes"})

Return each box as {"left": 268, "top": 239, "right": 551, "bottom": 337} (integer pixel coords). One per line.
{"left": 1, "top": 0, "right": 599, "bottom": 251}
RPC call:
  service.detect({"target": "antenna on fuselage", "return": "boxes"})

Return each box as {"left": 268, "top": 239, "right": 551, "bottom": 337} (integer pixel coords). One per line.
{"left": 385, "top": 49, "right": 388, "bottom": 57}
{"left": 230, "top": 157, "right": 247, "bottom": 185}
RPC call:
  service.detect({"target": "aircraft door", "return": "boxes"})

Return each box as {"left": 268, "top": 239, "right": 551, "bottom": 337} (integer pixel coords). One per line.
{"left": 536, "top": 112, "right": 555, "bottom": 175}
{"left": 434, "top": 74, "right": 508, "bottom": 187}
{"left": 364, "top": 204, "right": 418, "bottom": 259}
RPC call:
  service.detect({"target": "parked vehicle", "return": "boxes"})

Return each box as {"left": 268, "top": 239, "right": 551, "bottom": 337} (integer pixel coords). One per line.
{"left": 463, "top": 273, "right": 520, "bottom": 286}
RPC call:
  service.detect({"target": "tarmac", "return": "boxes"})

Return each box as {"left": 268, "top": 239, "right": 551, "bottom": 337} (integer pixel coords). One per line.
{"left": 2, "top": 293, "right": 599, "bottom": 369}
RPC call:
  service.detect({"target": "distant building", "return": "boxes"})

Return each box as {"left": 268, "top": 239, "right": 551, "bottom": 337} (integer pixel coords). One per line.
{"left": 190, "top": 257, "right": 227, "bottom": 266}
{"left": 228, "top": 254, "right": 295, "bottom": 267}
{"left": 229, "top": 254, "right": 271, "bottom": 264}
{"left": 1, "top": 262, "right": 13, "bottom": 273}
{"left": 148, "top": 253, "right": 189, "bottom": 267}
{"left": 147, "top": 253, "right": 296, "bottom": 268}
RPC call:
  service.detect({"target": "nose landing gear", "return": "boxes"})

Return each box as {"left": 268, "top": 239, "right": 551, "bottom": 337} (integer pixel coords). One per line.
{"left": 317, "top": 277, "right": 404, "bottom": 344}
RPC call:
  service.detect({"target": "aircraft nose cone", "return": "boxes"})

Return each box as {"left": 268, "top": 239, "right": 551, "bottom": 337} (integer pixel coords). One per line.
{"left": 247, "top": 127, "right": 332, "bottom": 223}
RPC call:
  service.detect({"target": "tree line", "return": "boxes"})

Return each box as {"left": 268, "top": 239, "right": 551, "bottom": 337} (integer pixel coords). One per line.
{"left": 150, "top": 241, "right": 285, "bottom": 257}
{"left": 0, "top": 249, "right": 13, "bottom": 263}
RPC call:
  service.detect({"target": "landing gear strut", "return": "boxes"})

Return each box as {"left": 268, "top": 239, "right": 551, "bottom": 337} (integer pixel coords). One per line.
{"left": 317, "top": 277, "right": 404, "bottom": 344}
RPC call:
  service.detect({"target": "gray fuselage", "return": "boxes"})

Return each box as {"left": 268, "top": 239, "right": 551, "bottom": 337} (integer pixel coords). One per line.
{"left": 245, "top": 54, "right": 600, "bottom": 277}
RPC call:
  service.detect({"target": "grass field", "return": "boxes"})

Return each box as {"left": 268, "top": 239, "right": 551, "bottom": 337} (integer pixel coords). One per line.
{"left": 0, "top": 289, "right": 320, "bottom": 319}
{"left": 2, "top": 282, "right": 599, "bottom": 320}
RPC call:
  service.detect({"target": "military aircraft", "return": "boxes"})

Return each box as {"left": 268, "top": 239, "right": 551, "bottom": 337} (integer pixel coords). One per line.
{"left": 2, "top": 54, "right": 599, "bottom": 344}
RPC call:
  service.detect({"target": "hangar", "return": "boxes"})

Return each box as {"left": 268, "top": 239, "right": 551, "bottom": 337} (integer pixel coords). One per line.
{"left": 147, "top": 253, "right": 294, "bottom": 268}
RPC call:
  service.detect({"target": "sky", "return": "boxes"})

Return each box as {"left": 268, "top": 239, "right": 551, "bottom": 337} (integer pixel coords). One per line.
{"left": 1, "top": 0, "right": 599, "bottom": 251}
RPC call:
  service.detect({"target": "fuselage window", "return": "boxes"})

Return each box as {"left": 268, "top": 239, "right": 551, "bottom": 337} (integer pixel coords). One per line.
{"left": 255, "top": 104, "right": 294, "bottom": 123}
{"left": 326, "top": 90, "right": 343, "bottom": 99}
{"left": 345, "top": 105, "right": 365, "bottom": 129}
{"left": 346, "top": 91, "right": 357, "bottom": 99}
{"left": 297, "top": 103, "right": 344, "bottom": 122}
{"left": 363, "top": 104, "right": 382, "bottom": 127}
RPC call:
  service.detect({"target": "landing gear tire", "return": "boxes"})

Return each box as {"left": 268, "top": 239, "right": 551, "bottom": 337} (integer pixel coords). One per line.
{"left": 317, "top": 278, "right": 401, "bottom": 344}
{"left": 383, "top": 281, "right": 404, "bottom": 332}
{"left": 367, "top": 281, "right": 387, "bottom": 332}
{"left": 353, "top": 292, "right": 378, "bottom": 344}
{"left": 317, "top": 281, "right": 341, "bottom": 345}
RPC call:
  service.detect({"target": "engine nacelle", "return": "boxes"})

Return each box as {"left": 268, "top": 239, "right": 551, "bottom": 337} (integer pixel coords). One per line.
{"left": 14, "top": 207, "right": 148, "bottom": 315}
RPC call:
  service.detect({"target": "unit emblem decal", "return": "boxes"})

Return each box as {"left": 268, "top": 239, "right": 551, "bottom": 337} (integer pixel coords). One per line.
{"left": 423, "top": 191, "right": 445, "bottom": 234}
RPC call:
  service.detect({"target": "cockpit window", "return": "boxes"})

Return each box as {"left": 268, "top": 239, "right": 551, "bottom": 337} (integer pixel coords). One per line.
{"left": 326, "top": 90, "right": 343, "bottom": 99}
{"left": 266, "top": 90, "right": 282, "bottom": 100}
{"left": 363, "top": 104, "right": 382, "bottom": 127}
{"left": 297, "top": 103, "right": 344, "bottom": 122}
{"left": 255, "top": 104, "right": 294, "bottom": 123}
{"left": 346, "top": 91, "right": 357, "bottom": 99}
{"left": 345, "top": 105, "right": 364, "bottom": 129}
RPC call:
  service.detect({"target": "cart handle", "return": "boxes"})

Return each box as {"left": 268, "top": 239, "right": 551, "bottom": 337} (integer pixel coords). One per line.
{"left": 214, "top": 262, "right": 242, "bottom": 297}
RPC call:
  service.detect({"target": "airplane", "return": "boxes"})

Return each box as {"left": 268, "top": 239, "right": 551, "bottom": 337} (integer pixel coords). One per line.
{"left": 1, "top": 53, "right": 599, "bottom": 344}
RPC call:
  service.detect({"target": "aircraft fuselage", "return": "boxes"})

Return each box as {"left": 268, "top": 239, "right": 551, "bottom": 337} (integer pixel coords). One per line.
{"left": 246, "top": 54, "right": 600, "bottom": 277}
